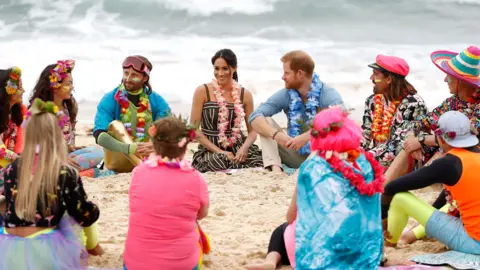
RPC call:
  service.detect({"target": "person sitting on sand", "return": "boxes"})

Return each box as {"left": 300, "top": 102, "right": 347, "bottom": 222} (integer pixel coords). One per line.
{"left": 190, "top": 49, "right": 263, "bottom": 172}
{"left": 395, "top": 46, "right": 480, "bottom": 246}
{"left": 0, "top": 98, "right": 100, "bottom": 269}
{"left": 124, "top": 115, "right": 210, "bottom": 270}
{"left": 29, "top": 60, "right": 105, "bottom": 177}
{"left": 384, "top": 46, "right": 480, "bottom": 185}
{"left": 247, "top": 107, "right": 384, "bottom": 270}
{"left": 382, "top": 111, "right": 480, "bottom": 256}
{"left": 249, "top": 50, "right": 344, "bottom": 173}
{"left": 0, "top": 67, "right": 27, "bottom": 168}
{"left": 93, "top": 55, "right": 172, "bottom": 173}
{"left": 361, "top": 55, "right": 427, "bottom": 168}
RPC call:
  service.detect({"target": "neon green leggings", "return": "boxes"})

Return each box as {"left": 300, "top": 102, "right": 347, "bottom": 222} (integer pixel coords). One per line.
{"left": 411, "top": 204, "right": 450, "bottom": 239}
{"left": 82, "top": 223, "right": 99, "bottom": 250}
{"left": 387, "top": 192, "right": 436, "bottom": 244}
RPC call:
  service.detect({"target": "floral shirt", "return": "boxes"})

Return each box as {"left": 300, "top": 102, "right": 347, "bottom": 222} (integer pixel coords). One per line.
{"left": 361, "top": 93, "right": 428, "bottom": 167}
{"left": 0, "top": 160, "right": 99, "bottom": 228}
{"left": 409, "top": 95, "right": 480, "bottom": 135}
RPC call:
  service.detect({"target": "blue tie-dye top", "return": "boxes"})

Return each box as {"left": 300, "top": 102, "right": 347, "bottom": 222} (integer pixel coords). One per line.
{"left": 295, "top": 153, "right": 383, "bottom": 270}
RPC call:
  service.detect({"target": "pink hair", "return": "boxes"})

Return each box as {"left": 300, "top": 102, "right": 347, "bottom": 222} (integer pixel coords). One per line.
{"left": 310, "top": 107, "right": 363, "bottom": 152}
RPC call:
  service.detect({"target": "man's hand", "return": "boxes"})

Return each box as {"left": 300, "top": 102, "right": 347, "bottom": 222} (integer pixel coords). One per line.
{"left": 404, "top": 135, "right": 422, "bottom": 153}
{"left": 410, "top": 149, "right": 423, "bottom": 161}
{"left": 274, "top": 132, "right": 292, "bottom": 148}
{"left": 285, "top": 133, "right": 309, "bottom": 151}
{"left": 135, "top": 142, "right": 154, "bottom": 157}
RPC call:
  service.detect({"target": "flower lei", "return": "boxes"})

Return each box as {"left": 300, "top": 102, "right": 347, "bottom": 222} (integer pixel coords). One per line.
{"left": 287, "top": 72, "right": 324, "bottom": 156}
{"left": 371, "top": 94, "right": 400, "bottom": 143}
{"left": 211, "top": 79, "right": 245, "bottom": 149}
{"left": 49, "top": 60, "right": 75, "bottom": 89}
{"left": 23, "top": 98, "right": 70, "bottom": 129}
{"left": 144, "top": 154, "right": 195, "bottom": 172}
{"left": 114, "top": 84, "right": 150, "bottom": 142}
{"left": 319, "top": 149, "right": 385, "bottom": 196}
{"left": 6, "top": 66, "right": 22, "bottom": 95}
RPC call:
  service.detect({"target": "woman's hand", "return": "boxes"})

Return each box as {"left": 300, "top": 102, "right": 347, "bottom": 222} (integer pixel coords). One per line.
{"left": 233, "top": 145, "right": 249, "bottom": 163}
{"left": 221, "top": 151, "right": 235, "bottom": 161}
{"left": 67, "top": 157, "right": 82, "bottom": 171}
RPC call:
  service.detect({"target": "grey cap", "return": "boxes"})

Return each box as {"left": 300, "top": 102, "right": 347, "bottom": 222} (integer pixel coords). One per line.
{"left": 437, "top": 111, "right": 479, "bottom": 148}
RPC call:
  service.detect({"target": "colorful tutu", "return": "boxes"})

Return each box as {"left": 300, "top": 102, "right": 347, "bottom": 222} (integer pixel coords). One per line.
{"left": 0, "top": 216, "right": 88, "bottom": 270}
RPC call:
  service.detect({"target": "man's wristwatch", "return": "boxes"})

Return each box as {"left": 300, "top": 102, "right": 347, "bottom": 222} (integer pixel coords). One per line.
{"left": 418, "top": 133, "right": 426, "bottom": 146}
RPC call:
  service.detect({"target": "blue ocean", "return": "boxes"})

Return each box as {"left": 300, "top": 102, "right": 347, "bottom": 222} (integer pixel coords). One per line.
{"left": 0, "top": 0, "right": 479, "bottom": 123}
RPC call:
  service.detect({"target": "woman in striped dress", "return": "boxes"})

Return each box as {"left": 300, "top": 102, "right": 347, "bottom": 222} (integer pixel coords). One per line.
{"left": 190, "top": 49, "right": 263, "bottom": 173}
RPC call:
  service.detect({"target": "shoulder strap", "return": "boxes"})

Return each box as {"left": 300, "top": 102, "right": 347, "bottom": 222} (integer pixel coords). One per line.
{"left": 241, "top": 87, "right": 245, "bottom": 103}
{"left": 204, "top": 84, "right": 210, "bottom": 102}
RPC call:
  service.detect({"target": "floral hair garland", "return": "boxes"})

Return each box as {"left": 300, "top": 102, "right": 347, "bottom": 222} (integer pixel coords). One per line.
{"left": 148, "top": 115, "right": 198, "bottom": 147}
{"left": 6, "top": 66, "right": 22, "bottom": 95}
{"left": 211, "top": 79, "right": 245, "bottom": 148}
{"left": 49, "top": 60, "right": 75, "bottom": 89}
{"left": 23, "top": 98, "right": 70, "bottom": 129}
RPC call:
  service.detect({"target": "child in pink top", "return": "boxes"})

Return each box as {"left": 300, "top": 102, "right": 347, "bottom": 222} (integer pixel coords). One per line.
{"left": 123, "top": 116, "right": 210, "bottom": 270}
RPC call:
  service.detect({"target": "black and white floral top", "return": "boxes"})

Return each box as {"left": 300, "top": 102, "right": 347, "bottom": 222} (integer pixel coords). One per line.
{"left": 0, "top": 159, "right": 99, "bottom": 228}
{"left": 361, "top": 93, "right": 428, "bottom": 167}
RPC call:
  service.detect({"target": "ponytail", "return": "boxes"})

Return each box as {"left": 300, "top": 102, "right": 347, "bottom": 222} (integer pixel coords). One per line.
{"left": 233, "top": 71, "right": 238, "bottom": 82}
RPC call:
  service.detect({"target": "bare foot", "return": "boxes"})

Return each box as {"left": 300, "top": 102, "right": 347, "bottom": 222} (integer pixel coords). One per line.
{"left": 88, "top": 244, "right": 105, "bottom": 256}
{"left": 270, "top": 165, "right": 283, "bottom": 173}
{"left": 245, "top": 261, "right": 276, "bottom": 270}
{"left": 399, "top": 230, "right": 417, "bottom": 245}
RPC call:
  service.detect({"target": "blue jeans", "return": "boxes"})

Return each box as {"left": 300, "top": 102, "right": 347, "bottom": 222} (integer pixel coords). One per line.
{"left": 426, "top": 210, "right": 480, "bottom": 254}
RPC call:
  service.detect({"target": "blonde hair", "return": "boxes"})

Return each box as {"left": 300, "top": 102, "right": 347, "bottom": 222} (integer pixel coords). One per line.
{"left": 15, "top": 112, "right": 70, "bottom": 222}
{"left": 281, "top": 50, "right": 315, "bottom": 78}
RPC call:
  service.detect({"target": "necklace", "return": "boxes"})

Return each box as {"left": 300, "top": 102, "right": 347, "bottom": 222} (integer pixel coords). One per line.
{"left": 371, "top": 94, "right": 399, "bottom": 143}
{"left": 211, "top": 79, "right": 245, "bottom": 149}
{"left": 320, "top": 149, "right": 385, "bottom": 196}
{"left": 114, "top": 85, "right": 150, "bottom": 142}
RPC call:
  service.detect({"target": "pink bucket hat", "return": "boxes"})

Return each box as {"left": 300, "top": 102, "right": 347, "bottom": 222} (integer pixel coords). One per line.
{"left": 368, "top": 55, "right": 410, "bottom": 77}
{"left": 431, "top": 46, "right": 480, "bottom": 88}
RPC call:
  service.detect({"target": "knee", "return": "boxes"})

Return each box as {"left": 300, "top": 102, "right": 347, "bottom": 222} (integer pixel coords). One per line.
{"left": 391, "top": 192, "right": 413, "bottom": 209}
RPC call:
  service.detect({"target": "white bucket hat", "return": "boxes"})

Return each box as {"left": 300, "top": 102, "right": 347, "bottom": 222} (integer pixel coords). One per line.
{"left": 435, "top": 111, "right": 479, "bottom": 148}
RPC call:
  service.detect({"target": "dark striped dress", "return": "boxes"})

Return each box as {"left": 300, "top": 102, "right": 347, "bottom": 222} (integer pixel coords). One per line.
{"left": 192, "top": 85, "right": 263, "bottom": 173}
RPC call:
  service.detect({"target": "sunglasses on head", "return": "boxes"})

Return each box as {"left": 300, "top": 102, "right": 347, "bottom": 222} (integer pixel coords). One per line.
{"left": 122, "top": 56, "right": 150, "bottom": 76}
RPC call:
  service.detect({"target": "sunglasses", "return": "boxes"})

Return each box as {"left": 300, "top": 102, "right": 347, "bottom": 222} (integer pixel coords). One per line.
{"left": 122, "top": 56, "right": 150, "bottom": 76}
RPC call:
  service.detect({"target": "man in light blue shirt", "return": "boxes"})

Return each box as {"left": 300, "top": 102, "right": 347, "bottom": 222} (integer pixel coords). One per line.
{"left": 249, "top": 50, "right": 344, "bottom": 172}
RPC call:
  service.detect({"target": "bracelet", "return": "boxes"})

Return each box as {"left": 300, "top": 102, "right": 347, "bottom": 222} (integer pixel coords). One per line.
{"left": 272, "top": 130, "right": 281, "bottom": 140}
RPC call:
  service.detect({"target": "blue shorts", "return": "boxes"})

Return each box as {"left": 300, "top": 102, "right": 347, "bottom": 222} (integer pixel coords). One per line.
{"left": 426, "top": 210, "right": 480, "bottom": 254}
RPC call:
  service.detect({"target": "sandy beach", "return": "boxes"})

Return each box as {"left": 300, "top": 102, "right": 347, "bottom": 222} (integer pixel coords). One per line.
{"left": 73, "top": 124, "right": 449, "bottom": 269}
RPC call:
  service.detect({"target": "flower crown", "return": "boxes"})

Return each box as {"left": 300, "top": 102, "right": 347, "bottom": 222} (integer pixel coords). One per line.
{"left": 148, "top": 115, "right": 199, "bottom": 147}
{"left": 49, "top": 60, "right": 75, "bottom": 89}
{"left": 23, "top": 98, "right": 70, "bottom": 128}
{"left": 311, "top": 120, "right": 344, "bottom": 138}
{"left": 6, "top": 66, "right": 22, "bottom": 95}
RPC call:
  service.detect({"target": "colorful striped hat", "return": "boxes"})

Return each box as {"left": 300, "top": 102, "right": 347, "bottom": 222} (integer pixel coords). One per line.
{"left": 431, "top": 46, "right": 480, "bottom": 87}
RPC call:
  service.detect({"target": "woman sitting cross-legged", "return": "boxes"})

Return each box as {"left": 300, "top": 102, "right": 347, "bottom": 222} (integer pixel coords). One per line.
{"left": 0, "top": 99, "right": 100, "bottom": 269}
{"left": 382, "top": 111, "right": 480, "bottom": 255}
{"left": 190, "top": 49, "right": 263, "bottom": 172}
{"left": 247, "top": 107, "right": 385, "bottom": 270}
{"left": 123, "top": 115, "right": 211, "bottom": 270}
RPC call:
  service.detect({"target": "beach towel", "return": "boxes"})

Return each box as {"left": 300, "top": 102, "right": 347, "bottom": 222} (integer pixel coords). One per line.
{"left": 295, "top": 154, "right": 383, "bottom": 269}
{"left": 411, "top": 251, "right": 480, "bottom": 270}
{"left": 380, "top": 266, "right": 450, "bottom": 270}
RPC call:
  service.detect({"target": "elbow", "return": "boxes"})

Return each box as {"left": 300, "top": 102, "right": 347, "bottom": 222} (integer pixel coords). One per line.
{"left": 197, "top": 207, "right": 209, "bottom": 220}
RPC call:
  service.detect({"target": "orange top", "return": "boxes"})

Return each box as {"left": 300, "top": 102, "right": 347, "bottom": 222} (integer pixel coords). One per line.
{"left": 3, "top": 104, "right": 27, "bottom": 154}
{"left": 445, "top": 148, "right": 480, "bottom": 241}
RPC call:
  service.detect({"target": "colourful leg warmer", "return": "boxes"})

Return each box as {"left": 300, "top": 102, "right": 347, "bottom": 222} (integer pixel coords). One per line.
{"left": 387, "top": 192, "right": 435, "bottom": 244}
